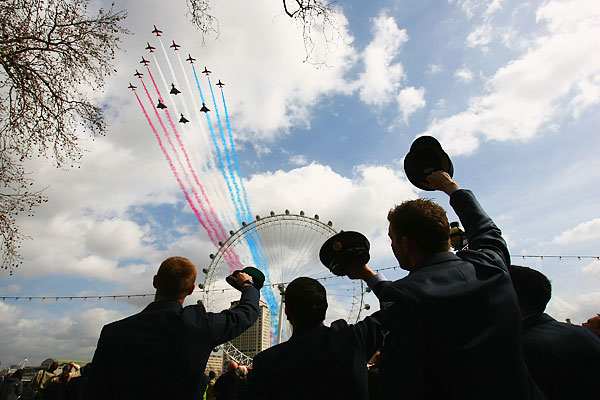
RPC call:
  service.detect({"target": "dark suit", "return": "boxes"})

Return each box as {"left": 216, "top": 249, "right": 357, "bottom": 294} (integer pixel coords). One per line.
{"left": 245, "top": 312, "right": 384, "bottom": 400}
{"left": 374, "top": 189, "right": 543, "bottom": 399}
{"left": 85, "top": 286, "right": 260, "bottom": 400}
{"left": 522, "top": 313, "right": 600, "bottom": 399}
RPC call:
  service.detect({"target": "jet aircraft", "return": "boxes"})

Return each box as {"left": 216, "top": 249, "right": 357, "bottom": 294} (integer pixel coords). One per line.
{"left": 134, "top": 70, "right": 143, "bottom": 78}
{"left": 140, "top": 57, "right": 149, "bottom": 66}
{"left": 145, "top": 42, "right": 156, "bottom": 52}
{"left": 179, "top": 114, "right": 189, "bottom": 124}
{"left": 170, "top": 41, "right": 181, "bottom": 51}
{"left": 186, "top": 54, "right": 196, "bottom": 64}
{"left": 152, "top": 25, "right": 162, "bottom": 36}
{"left": 200, "top": 103, "right": 210, "bottom": 113}
{"left": 202, "top": 67, "right": 211, "bottom": 75}
{"left": 170, "top": 84, "right": 181, "bottom": 95}
{"left": 157, "top": 99, "right": 167, "bottom": 109}
{"left": 127, "top": 83, "right": 136, "bottom": 91}
{"left": 216, "top": 80, "right": 225, "bottom": 88}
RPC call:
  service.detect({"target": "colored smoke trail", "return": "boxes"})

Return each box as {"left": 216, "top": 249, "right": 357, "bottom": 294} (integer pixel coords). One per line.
{"left": 214, "top": 84, "right": 280, "bottom": 325}
{"left": 192, "top": 66, "right": 246, "bottom": 232}
{"left": 175, "top": 54, "right": 236, "bottom": 231}
{"left": 146, "top": 65, "right": 229, "bottom": 243}
{"left": 146, "top": 66, "right": 241, "bottom": 270}
{"left": 220, "top": 88, "right": 269, "bottom": 264}
{"left": 135, "top": 88, "right": 215, "bottom": 244}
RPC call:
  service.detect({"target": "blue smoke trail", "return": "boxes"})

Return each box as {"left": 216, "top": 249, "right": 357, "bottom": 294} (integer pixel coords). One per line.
{"left": 191, "top": 65, "right": 244, "bottom": 228}
{"left": 192, "top": 66, "right": 279, "bottom": 336}
{"left": 220, "top": 88, "right": 273, "bottom": 304}
{"left": 207, "top": 77, "right": 247, "bottom": 222}
{"left": 206, "top": 77, "right": 280, "bottom": 333}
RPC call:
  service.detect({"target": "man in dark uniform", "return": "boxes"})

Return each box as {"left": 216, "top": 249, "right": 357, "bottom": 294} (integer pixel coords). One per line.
{"left": 509, "top": 265, "right": 600, "bottom": 399}
{"left": 245, "top": 274, "right": 385, "bottom": 400}
{"left": 85, "top": 256, "right": 260, "bottom": 400}
{"left": 371, "top": 171, "right": 544, "bottom": 399}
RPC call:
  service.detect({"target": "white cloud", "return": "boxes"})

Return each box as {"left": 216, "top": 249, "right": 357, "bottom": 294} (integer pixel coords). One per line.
{"left": 289, "top": 154, "right": 309, "bottom": 166}
{"left": 454, "top": 67, "right": 474, "bottom": 83}
{"left": 427, "top": 64, "right": 443, "bottom": 75}
{"left": 552, "top": 217, "right": 600, "bottom": 245}
{"left": 396, "top": 86, "right": 426, "bottom": 123}
{"left": 245, "top": 163, "right": 419, "bottom": 257}
{"left": 466, "top": 23, "right": 493, "bottom": 49}
{"left": 582, "top": 260, "right": 600, "bottom": 280}
{"left": 422, "top": 0, "right": 600, "bottom": 155}
{"left": 358, "top": 12, "right": 408, "bottom": 106}
{"left": 0, "top": 302, "right": 126, "bottom": 366}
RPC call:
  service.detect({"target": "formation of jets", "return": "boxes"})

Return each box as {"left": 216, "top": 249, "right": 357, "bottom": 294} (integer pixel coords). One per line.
{"left": 130, "top": 26, "right": 234, "bottom": 119}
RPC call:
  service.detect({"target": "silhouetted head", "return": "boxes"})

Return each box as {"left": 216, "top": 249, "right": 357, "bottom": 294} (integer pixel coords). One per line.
{"left": 509, "top": 265, "right": 552, "bottom": 317}
{"left": 13, "top": 369, "right": 23, "bottom": 380}
{"left": 153, "top": 256, "right": 197, "bottom": 300}
{"left": 208, "top": 370, "right": 216, "bottom": 379}
{"left": 48, "top": 361, "right": 59, "bottom": 372}
{"left": 62, "top": 363, "right": 73, "bottom": 373}
{"left": 81, "top": 363, "right": 91, "bottom": 377}
{"left": 388, "top": 199, "right": 450, "bottom": 270}
{"left": 285, "top": 277, "right": 328, "bottom": 329}
{"left": 226, "top": 361, "right": 238, "bottom": 373}
{"left": 583, "top": 315, "right": 600, "bottom": 338}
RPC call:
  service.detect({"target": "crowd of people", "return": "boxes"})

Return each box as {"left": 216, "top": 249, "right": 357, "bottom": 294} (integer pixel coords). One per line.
{"left": 3, "top": 164, "right": 599, "bottom": 399}
{"left": 0, "top": 361, "right": 90, "bottom": 400}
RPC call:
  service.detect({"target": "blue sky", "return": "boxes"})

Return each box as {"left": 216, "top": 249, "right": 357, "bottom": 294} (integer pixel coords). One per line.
{"left": 1, "top": 0, "right": 599, "bottom": 367}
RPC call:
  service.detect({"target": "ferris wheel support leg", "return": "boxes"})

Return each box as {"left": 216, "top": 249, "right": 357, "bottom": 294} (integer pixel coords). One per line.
{"left": 276, "top": 284, "right": 286, "bottom": 344}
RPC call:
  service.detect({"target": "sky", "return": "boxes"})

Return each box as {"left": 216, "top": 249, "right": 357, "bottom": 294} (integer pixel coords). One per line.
{"left": 1, "top": 0, "right": 599, "bottom": 368}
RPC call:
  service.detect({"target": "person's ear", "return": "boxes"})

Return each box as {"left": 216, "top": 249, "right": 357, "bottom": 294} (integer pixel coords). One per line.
{"left": 153, "top": 275, "right": 159, "bottom": 289}
{"left": 187, "top": 284, "right": 195, "bottom": 296}
{"left": 401, "top": 236, "right": 410, "bottom": 252}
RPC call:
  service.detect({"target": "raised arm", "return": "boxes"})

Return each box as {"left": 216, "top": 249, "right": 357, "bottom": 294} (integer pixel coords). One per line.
{"left": 206, "top": 272, "right": 261, "bottom": 345}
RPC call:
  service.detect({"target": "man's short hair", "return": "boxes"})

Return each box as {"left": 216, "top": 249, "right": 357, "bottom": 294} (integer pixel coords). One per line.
{"left": 387, "top": 198, "right": 450, "bottom": 254}
{"left": 156, "top": 256, "right": 197, "bottom": 299}
{"left": 285, "top": 277, "right": 327, "bottom": 328}
{"left": 509, "top": 265, "right": 552, "bottom": 314}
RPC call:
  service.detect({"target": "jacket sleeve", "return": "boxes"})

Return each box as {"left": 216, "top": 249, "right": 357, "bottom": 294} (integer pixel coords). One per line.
{"left": 450, "top": 189, "right": 510, "bottom": 271}
{"left": 206, "top": 285, "right": 260, "bottom": 345}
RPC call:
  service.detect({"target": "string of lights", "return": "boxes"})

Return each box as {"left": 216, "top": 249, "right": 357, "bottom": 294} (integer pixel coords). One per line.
{"left": 2, "top": 254, "right": 598, "bottom": 302}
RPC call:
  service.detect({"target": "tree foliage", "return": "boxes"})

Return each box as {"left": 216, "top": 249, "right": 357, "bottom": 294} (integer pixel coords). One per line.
{"left": 0, "top": 0, "right": 128, "bottom": 273}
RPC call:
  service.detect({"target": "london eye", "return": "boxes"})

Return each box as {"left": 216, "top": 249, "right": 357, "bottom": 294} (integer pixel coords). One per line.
{"left": 199, "top": 211, "right": 367, "bottom": 365}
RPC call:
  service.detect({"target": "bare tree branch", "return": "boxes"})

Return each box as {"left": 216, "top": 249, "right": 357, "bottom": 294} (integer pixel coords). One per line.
{"left": 0, "top": 0, "right": 129, "bottom": 273}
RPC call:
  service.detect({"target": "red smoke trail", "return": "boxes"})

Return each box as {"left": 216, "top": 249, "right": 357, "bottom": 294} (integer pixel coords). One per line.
{"left": 144, "top": 70, "right": 241, "bottom": 270}
{"left": 134, "top": 90, "right": 218, "bottom": 246}
{"left": 146, "top": 67, "right": 229, "bottom": 240}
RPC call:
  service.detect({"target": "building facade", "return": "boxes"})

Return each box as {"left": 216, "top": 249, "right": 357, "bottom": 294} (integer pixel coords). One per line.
{"left": 204, "top": 353, "right": 224, "bottom": 375}
{"left": 229, "top": 299, "right": 271, "bottom": 359}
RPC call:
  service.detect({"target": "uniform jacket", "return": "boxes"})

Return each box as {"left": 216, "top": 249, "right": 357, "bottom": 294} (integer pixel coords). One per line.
{"left": 85, "top": 286, "right": 259, "bottom": 400}
{"left": 244, "top": 310, "right": 385, "bottom": 400}
{"left": 522, "top": 312, "right": 600, "bottom": 399}
{"left": 374, "top": 189, "right": 544, "bottom": 399}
